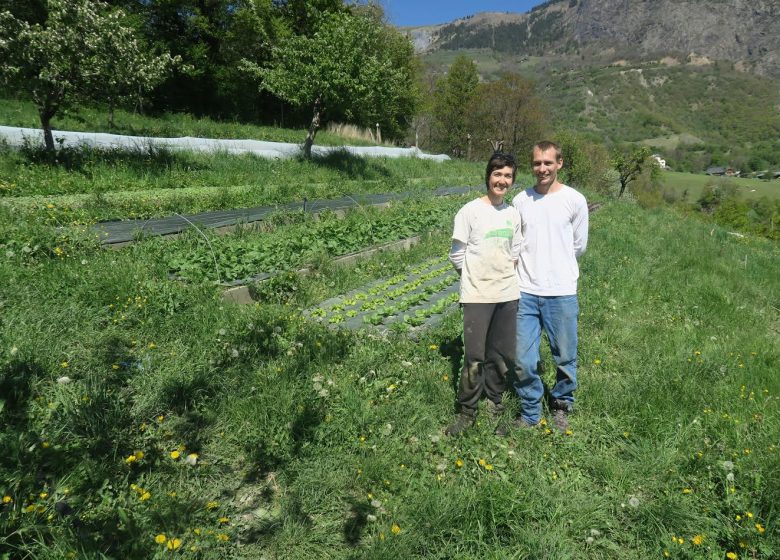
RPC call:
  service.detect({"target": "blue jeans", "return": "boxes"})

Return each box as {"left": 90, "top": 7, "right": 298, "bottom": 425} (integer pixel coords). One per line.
{"left": 512, "top": 293, "right": 579, "bottom": 425}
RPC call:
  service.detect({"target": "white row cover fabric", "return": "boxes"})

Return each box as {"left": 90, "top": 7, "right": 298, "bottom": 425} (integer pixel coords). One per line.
{"left": 0, "top": 126, "right": 450, "bottom": 161}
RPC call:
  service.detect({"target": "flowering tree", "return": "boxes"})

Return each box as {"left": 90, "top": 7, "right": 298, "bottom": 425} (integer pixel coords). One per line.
{"left": 613, "top": 146, "right": 656, "bottom": 197}
{"left": 0, "top": 0, "right": 179, "bottom": 151}
{"left": 241, "top": 10, "right": 416, "bottom": 158}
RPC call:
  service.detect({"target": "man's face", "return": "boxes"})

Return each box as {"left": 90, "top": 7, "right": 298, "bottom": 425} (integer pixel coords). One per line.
{"left": 487, "top": 165, "right": 515, "bottom": 201}
{"left": 532, "top": 147, "right": 563, "bottom": 189}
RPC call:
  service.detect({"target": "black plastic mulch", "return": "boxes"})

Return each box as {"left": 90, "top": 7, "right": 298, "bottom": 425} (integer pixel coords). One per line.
{"left": 92, "top": 185, "right": 478, "bottom": 245}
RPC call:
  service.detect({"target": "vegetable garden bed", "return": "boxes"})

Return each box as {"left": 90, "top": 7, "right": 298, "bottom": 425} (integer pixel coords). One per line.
{"left": 303, "top": 256, "right": 460, "bottom": 332}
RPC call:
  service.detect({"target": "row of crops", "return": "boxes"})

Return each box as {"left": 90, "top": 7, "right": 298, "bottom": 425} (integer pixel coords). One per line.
{"left": 304, "top": 256, "right": 460, "bottom": 331}
{"left": 168, "top": 193, "right": 473, "bottom": 285}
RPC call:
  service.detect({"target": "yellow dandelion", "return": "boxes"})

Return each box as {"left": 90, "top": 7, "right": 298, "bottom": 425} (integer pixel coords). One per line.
{"left": 154, "top": 534, "right": 167, "bottom": 544}
{"left": 167, "top": 538, "right": 182, "bottom": 550}
{"left": 2, "top": 496, "right": 12, "bottom": 504}
{"left": 39, "top": 492, "right": 48, "bottom": 499}
{"left": 140, "top": 492, "right": 151, "bottom": 501}
{"left": 593, "top": 359, "right": 601, "bottom": 365}
{"left": 206, "top": 501, "right": 219, "bottom": 510}
{"left": 484, "top": 463, "right": 494, "bottom": 471}
{"left": 755, "top": 523, "right": 765, "bottom": 534}
{"left": 218, "top": 517, "right": 230, "bottom": 524}
{"left": 692, "top": 534, "right": 704, "bottom": 545}
{"left": 170, "top": 450, "right": 181, "bottom": 460}
{"left": 539, "top": 418, "right": 548, "bottom": 427}
{"left": 429, "top": 344, "right": 438, "bottom": 350}
{"left": 60, "top": 361, "right": 68, "bottom": 368}
{"left": 565, "top": 429, "right": 573, "bottom": 436}
{"left": 391, "top": 523, "right": 401, "bottom": 535}
{"left": 663, "top": 551, "right": 670, "bottom": 558}
{"left": 735, "top": 514, "right": 742, "bottom": 521}
{"left": 157, "top": 415, "right": 164, "bottom": 423}
{"left": 455, "top": 459, "right": 464, "bottom": 468}
{"left": 148, "top": 342, "right": 156, "bottom": 349}
{"left": 442, "top": 375, "right": 449, "bottom": 381}
{"left": 216, "top": 533, "right": 229, "bottom": 542}
{"left": 746, "top": 512, "right": 754, "bottom": 519}
{"left": 478, "top": 458, "right": 487, "bottom": 467}
{"left": 134, "top": 450, "right": 144, "bottom": 460}
{"left": 726, "top": 553, "right": 738, "bottom": 559}
{"left": 24, "top": 504, "right": 35, "bottom": 513}
{"left": 193, "top": 528, "right": 202, "bottom": 535}
{"left": 682, "top": 488, "right": 692, "bottom": 494}
{"left": 739, "top": 541, "right": 747, "bottom": 548}
{"left": 125, "top": 454, "right": 137, "bottom": 464}
{"left": 677, "top": 537, "right": 684, "bottom": 545}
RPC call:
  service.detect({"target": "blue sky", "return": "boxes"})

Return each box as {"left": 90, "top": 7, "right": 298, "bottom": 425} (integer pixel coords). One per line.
{"left": 380, "top": 1, "right": 546, "bottom": 27}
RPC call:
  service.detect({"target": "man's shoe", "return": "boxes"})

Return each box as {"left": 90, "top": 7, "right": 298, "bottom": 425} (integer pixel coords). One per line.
{"left": 550, "top": 399, "right": 572, "bottom": 433}
{"left": 445, "top": 413, "right": 475, "bottom": 436}
{"left": 551, "top": 408, "right": 570, "bottom": 433}
{"left": 495, "top": 416, "right": 538, "bottom": 437}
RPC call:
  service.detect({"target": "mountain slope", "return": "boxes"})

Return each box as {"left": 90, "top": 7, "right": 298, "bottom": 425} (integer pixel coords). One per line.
{"left": 406, "top": 0, "right": 780, "bottom": 77}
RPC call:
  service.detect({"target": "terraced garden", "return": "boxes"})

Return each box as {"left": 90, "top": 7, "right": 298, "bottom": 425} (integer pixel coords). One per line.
{"left": 1, "top": 109, "right": 778, "bottom": 559}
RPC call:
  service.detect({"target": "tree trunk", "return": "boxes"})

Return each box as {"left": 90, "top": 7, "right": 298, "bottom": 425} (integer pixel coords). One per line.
{"left": 108, "top": 98, "right": 115, "bottom": 130}
{"left": 39, "top": 108, "right": 55, "bottom": 152}
{"left": 303, "top": 96, "right": 322, "bottom": 159}
{"left": 618, "top": 179, "right": 627, "bottom": 197}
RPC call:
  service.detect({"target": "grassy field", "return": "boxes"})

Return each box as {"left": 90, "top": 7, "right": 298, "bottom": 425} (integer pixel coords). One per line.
{"left": 0, "top": 98, "right": 381, "bottom": 147}
{"left": 1, "top": 105, "right": 778, "bottom": 558}
{"left": 1, "top": 194, "right": 778, "bottom": 559}
{"left": 658, "top": 171, "right": 780, "bottom": 203}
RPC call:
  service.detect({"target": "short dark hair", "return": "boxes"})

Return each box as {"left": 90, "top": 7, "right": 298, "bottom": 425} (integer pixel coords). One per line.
{"left": 532, "top": 140, "right": 562, "bottom": 161}
{"left": 485, "top": 152, "right": 517, "bottom": 188}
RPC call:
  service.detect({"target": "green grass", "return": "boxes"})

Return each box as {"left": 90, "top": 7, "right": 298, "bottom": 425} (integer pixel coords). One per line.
{"left": 0, "top": 141, "right": 488, "bottom": 225}
{"left": 0, "top": 97, "right": 378, "bottom": 147}
{"left": 1, "top": 191, "right": 778, "bottom": 558}
{"left": 658, "top": 171, "right": 780, "bottom": 203}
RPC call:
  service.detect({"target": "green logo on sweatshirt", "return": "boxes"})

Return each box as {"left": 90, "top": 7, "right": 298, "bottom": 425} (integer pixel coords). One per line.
{"left": 485, "top": 228, "right": 513, "bottom": 240}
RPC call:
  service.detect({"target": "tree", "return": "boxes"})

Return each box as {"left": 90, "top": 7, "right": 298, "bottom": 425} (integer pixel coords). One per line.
{"left": 612, "top": 146, "right": 656, "bottom": 197}
{"left": 241, "top": 9, "right": 417, "bottom": 158}
{"left": 430, "top": 55, "right": 479, "bottom": 157}
{"left": 0, "top": 0, "right": 179, "bottom": 151}
{"left": 464, "top": 73, "right": 547, "bottom": 161}
{"left": 554, "top": 131, "right": 611, "bottom": 192}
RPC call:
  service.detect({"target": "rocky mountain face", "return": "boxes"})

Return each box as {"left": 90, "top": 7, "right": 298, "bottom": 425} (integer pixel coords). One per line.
{"left": 405, "top": 0, "right": 780, "bottom": 77}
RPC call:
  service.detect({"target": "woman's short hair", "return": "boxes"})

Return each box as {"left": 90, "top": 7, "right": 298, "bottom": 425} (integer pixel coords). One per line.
{"left": 485, "top": 152, "right": 517, "bottom": 188}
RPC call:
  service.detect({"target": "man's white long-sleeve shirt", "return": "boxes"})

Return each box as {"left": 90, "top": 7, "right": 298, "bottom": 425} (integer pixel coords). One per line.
{"left": 511, "top": 185, "right": 588, "bottom": 296}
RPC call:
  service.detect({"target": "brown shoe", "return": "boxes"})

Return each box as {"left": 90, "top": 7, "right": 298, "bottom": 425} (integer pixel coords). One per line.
{"left": 486, "top": 400, "right": 505, "bottom": 422}
{"left": 445, "top": 413, "right": 475, "bottom": 436}
{"left": 495, "top": 416, "right": 539, "bottom": 437}
{"left": 551, "top": 409, "right": 570, "bottom": 433}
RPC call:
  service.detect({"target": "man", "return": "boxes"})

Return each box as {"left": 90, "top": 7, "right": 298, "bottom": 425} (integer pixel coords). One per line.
{"left": 506, "top": 140, "right": 588, "bottom": 434}
{"left": 444, "top": 153, "right": 522, "bottom": 436}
